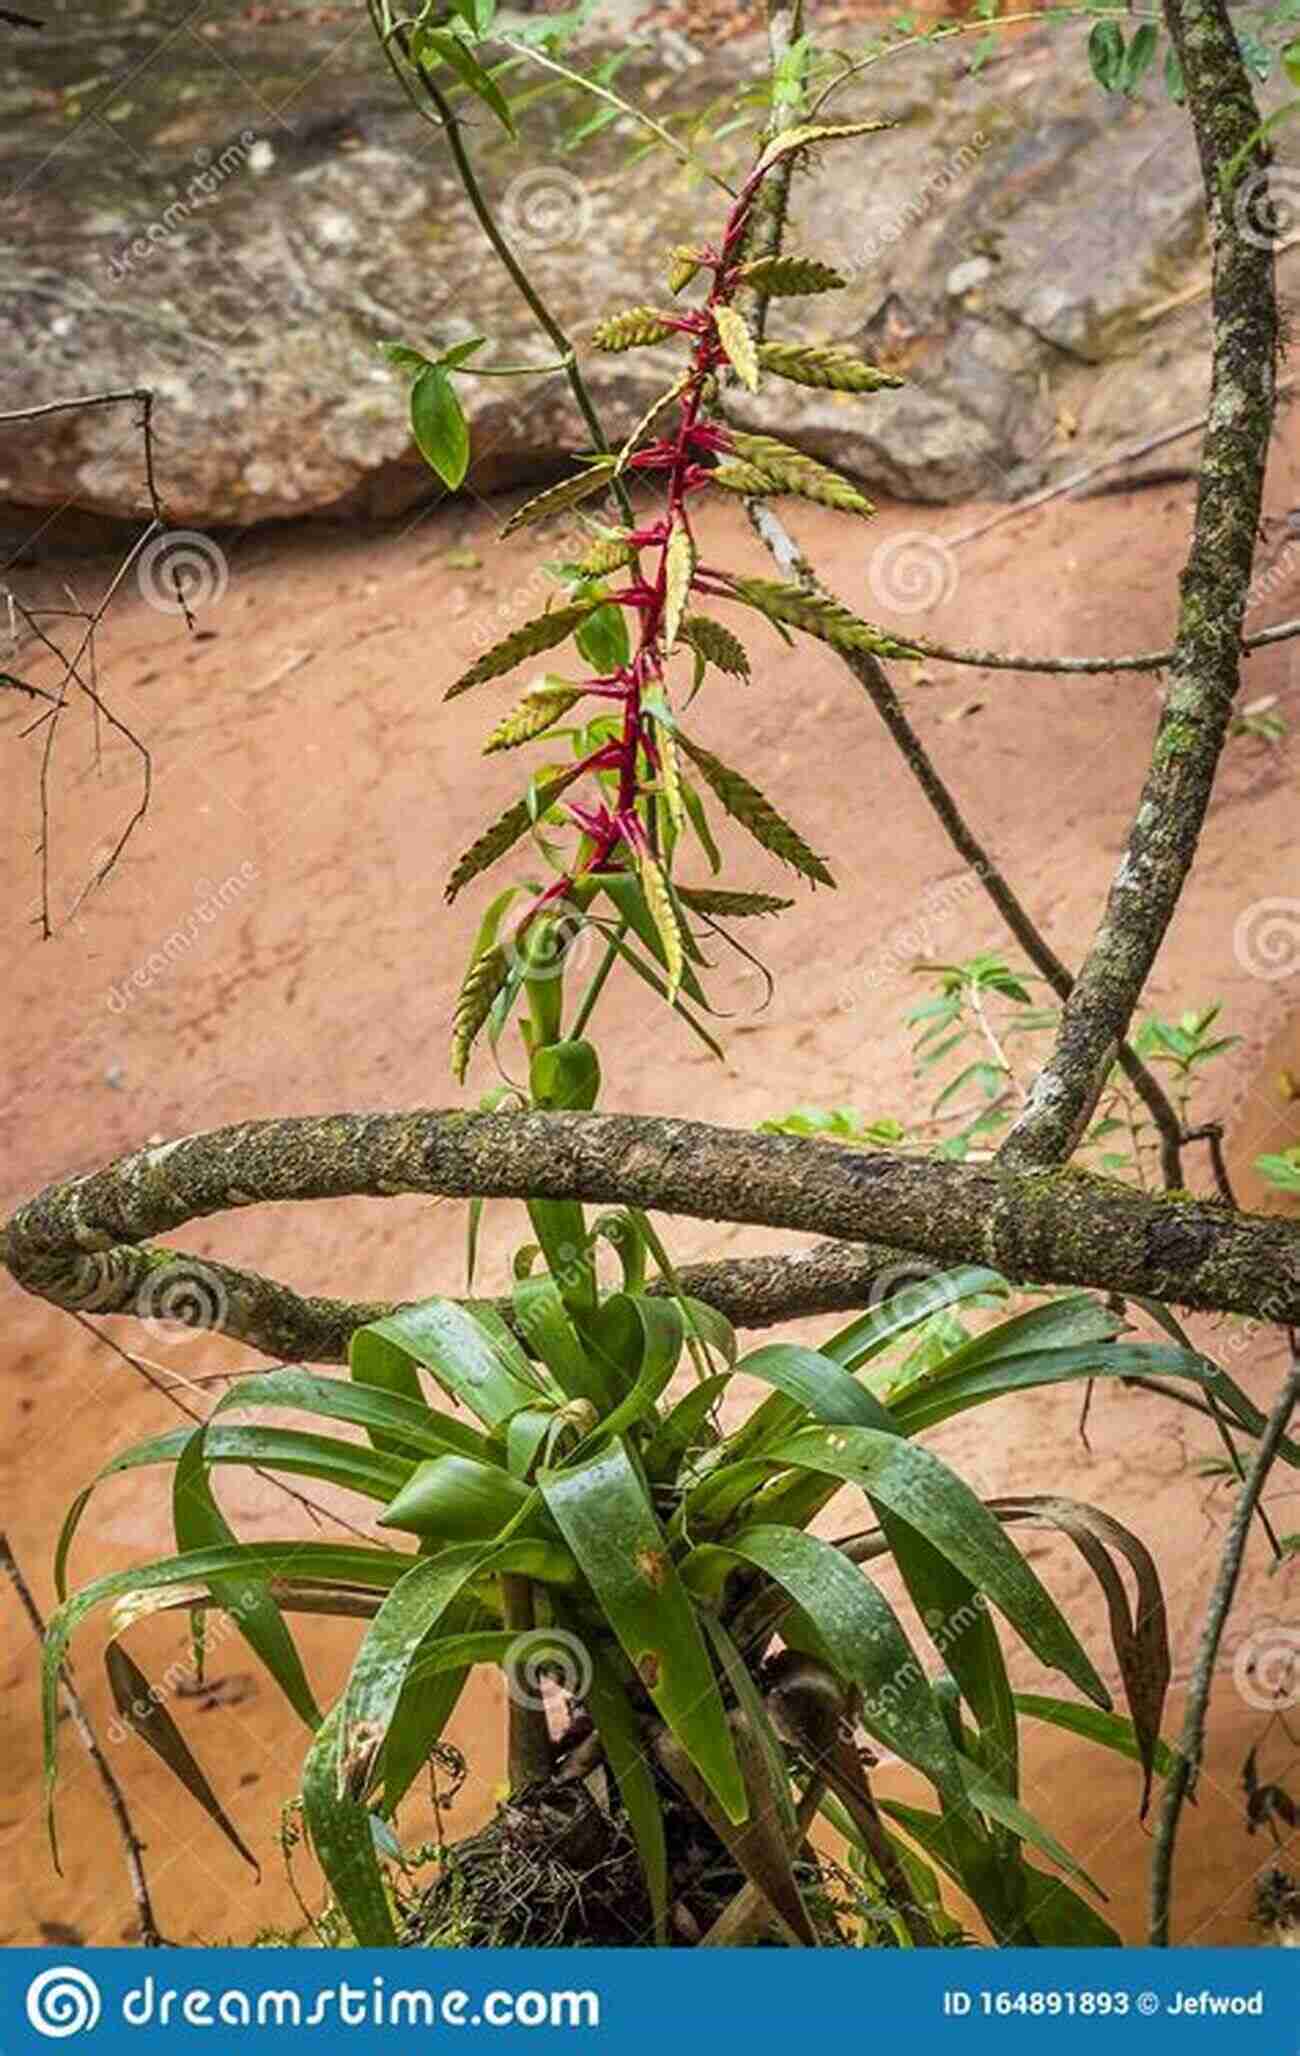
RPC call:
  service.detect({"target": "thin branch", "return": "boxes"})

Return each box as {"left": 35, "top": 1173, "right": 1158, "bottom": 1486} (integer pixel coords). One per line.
{"left": 1149, "top": 1343, "right": 1300, "bottom": 1944}
{"left": 371, "top": 5, "right": 634, "bottom": 526}
{"left": 1002, "top": 0, "right": 1277, "bottom": 1169}
{"left": 68, "top": 1312, "right": 388, "bottom": 1550}
{"left": 908, "top": 614, "right": 1300, "bottom": 677}
{"left": 498, "top": 35, "right": 736, "bottom": 197}
{"left": 0, "top": 1532, "right": 164, "bottom": 1946}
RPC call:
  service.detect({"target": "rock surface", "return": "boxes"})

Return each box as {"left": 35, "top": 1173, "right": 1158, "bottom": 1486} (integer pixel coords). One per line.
{"left": 0, "top": 0, "right": 1258, "bottom": 528}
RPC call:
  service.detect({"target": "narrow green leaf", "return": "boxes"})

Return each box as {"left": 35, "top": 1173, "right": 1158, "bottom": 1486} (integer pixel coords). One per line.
{"left": 540, "top": 1441, "right": 747, "bottom": 1823}
{"left": 769, "top": 1427, "right": 1111, "bottom": 1707}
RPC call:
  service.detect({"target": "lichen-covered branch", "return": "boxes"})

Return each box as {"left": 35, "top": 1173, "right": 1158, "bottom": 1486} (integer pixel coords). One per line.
{"left": 1002, "top": 0, "right": 1277, "bottom": 1168}
{"left": 5, "top": 1110, "right": 1299, "bottom": 1365}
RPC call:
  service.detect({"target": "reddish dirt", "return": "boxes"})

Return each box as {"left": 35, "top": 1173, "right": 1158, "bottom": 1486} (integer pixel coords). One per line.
{"left": 2, "top": 444, "right": 1299, "bottom": 1947}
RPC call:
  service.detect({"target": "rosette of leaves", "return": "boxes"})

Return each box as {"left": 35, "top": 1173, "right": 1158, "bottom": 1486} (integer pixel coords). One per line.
{"left": 47, "top": 1177, "right": 1279, "bottom": 1946}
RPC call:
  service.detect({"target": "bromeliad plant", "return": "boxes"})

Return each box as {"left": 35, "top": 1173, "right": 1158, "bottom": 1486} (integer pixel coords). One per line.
{"left": 43, "top": 974, "right": 1300, "bottom": 1945}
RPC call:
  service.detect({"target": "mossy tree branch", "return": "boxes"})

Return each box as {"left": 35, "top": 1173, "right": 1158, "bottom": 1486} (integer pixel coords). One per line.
{"left": 5, "top": 1110, "right": 1300, "bottom": 1366}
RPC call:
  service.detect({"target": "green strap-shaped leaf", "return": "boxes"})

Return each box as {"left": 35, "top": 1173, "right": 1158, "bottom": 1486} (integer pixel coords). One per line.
{"left": 43, "top": 1543, "right": 407, "bottom": 1860}
{"left": 173, "top": 1429, "right": 321, "bottom": 1731}
{"left": 247, "top": 1363, "right": 491, "bottom": 1463}
{"left": 377, "top": 1453, "right": 537, "bottom": 1540}
{"left": 684, "top": 1524, "right": 962, "bottom": 1801}
{"left": 728, "top": 1340, "right": 898, "bottom": 1458}
{"left": 301, "top": 1703, "right": 396, "bottom": 1946}
{"left": 642, "top": 1373, "right": 729, "bottom": 1483}
{"left": 361, "top": 1298, "right": 547, "bottom": 1429}
{"left": 582, "top": 1633, "right": 669, "bottom": 1944}
{"left": 821, "top": 1264, "right": 1006, "bottom": 1372}
{"left": 540, "top": 1440, "right": 747, "bottom": 1823}
{"left": 579, "top": 1292, "right": 685, "bottom": 1447}
{"left": 1014, "top": 1692, "right": 1175, "bottom": 1779}
{"left": 767, "top": 1427, "right": 1110, "bottom": 1708}
{"left": 513, "top": 1273, "right": 612, "bottom": 1410}
{"left": 380, "top": 1596, "right": 492, "bottom": 1811}
{"left": 891, "top": 1340, "right": 1223, "bottom": 1437}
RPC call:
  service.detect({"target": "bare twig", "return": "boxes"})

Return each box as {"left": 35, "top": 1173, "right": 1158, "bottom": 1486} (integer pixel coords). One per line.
{"left": 1149, "top": 1344, "right": 1300, "bottom": 1944}
{"left": 0, "top": 1532, "right": 164, "bottom": 1945}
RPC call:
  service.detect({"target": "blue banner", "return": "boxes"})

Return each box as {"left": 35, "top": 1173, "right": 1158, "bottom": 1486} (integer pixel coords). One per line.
{"left": 0, "top": 1949, "right": 1292, "bottom": 2053}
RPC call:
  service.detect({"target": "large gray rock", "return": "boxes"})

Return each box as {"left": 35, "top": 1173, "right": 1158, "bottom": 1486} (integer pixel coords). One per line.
{"left": 0, "top": 2, "right": 1252, "bottom": 528}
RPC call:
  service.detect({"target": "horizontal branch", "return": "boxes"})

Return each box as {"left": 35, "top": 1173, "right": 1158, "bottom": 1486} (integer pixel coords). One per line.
{"left": 5, "top": 1111, "right": 1299, "bottom": 1365}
